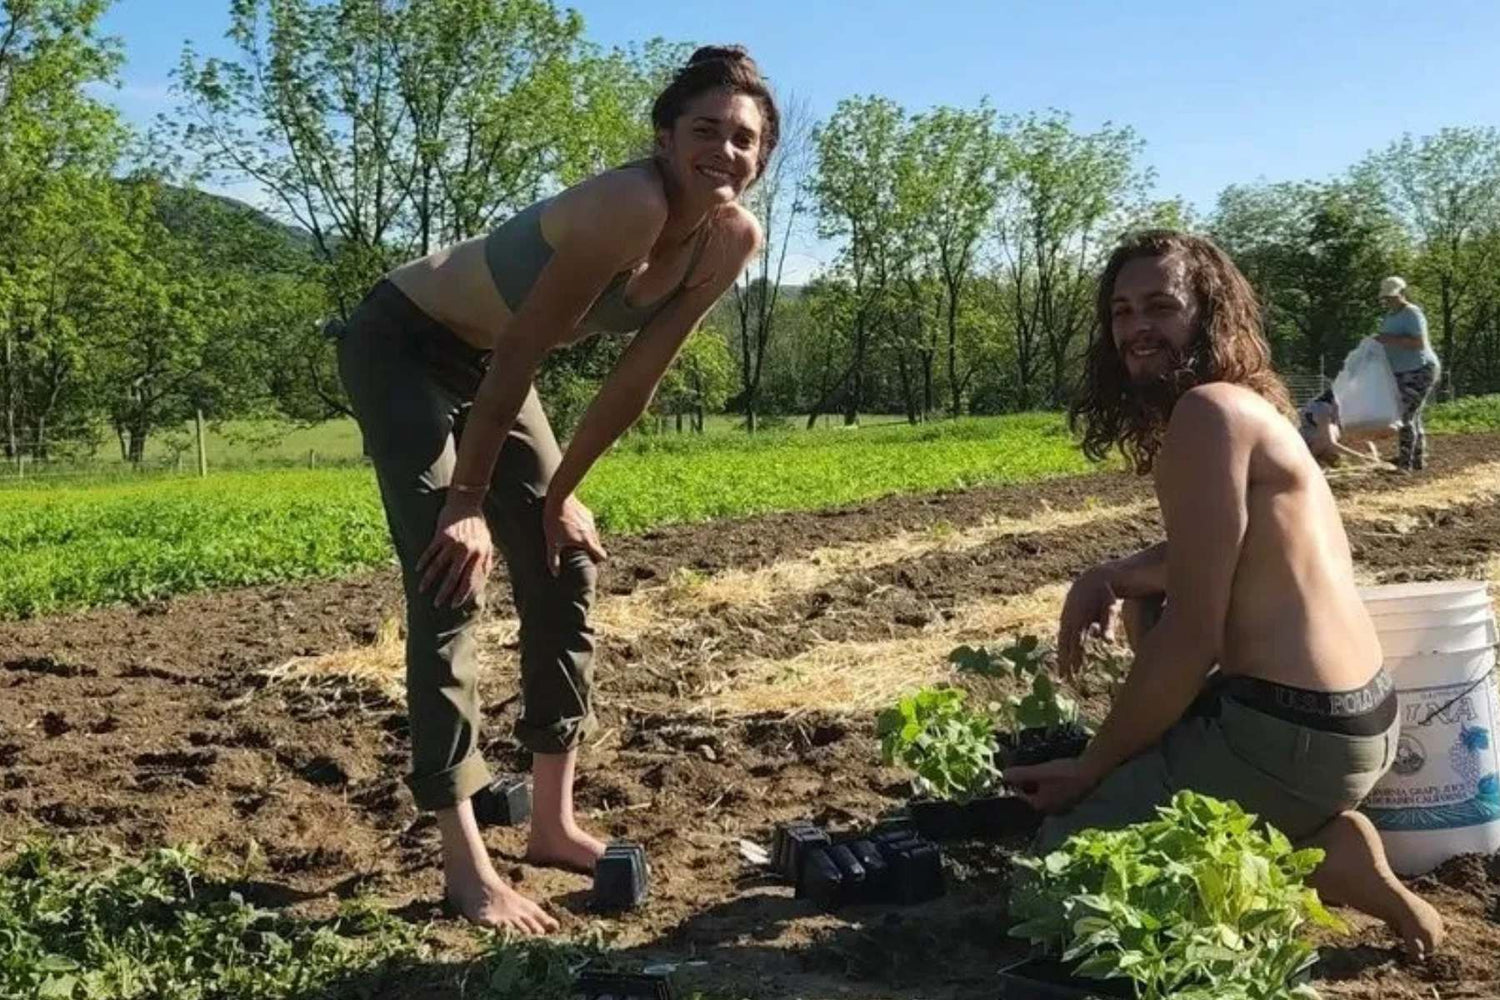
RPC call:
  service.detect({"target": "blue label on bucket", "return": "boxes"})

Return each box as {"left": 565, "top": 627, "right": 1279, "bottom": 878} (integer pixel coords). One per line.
{"left": 1364, "top": 775, "right": 1500, "bottom": 831}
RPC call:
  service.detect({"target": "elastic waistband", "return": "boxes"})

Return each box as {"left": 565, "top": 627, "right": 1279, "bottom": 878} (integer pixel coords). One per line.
{"left": 1224, "top": 667, "right": 1397, "bottom": 736}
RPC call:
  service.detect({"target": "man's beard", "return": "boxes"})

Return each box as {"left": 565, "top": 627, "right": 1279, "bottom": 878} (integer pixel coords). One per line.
{"left": 1125, "top": 342, "right": 1201, "bottom": 419}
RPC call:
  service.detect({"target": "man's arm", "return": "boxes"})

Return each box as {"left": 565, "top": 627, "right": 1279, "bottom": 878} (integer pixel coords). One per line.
{"left": 1103, "top": 542, "right": 1168, "bottom": 597}
{"left": 1076, "top": 388, "right": 1251, "bottom": 781}
{"left": 1056, "top": 542, "right": 1167, "bottom": 676}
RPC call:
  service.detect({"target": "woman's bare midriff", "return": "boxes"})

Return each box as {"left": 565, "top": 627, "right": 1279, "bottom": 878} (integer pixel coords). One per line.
{"left": 387, "top": 237, "right": 515, "bottom": 351}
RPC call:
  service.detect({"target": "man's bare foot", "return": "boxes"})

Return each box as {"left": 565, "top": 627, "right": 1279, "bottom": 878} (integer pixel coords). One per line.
{"left": 526, "top": 823, "right": 607, "bottom": 875}
{"left": 1305, "top": 811, "right": 1446, "bottom": 959}
{"left": 445, "top": 867, "right": 560, "bottom": 935}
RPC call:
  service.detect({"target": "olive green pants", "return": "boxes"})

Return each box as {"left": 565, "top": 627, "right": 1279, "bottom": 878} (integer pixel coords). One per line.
{"left": 1036, "top": 684, "right": 1400, "bottom": 852}
{"left": 336, "top": 280, "right": 598, "bottom": 811}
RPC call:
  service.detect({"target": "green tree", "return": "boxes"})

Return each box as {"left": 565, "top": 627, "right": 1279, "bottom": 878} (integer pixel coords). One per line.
{"left": 0, "top": 0, "right": 124, "bottom": 462}
{"left": 163, "top": 0, "right": 674, "bottom": 422}
{"left": 907, "top": 103, "right": 1002, "bottom": 416}
{"left": 730, "top": 93, "right": 811, "bottom": 432}
{"left": 651, "top": 326, "right": 734, "bottom": 432}
{"left": 1355, "top": 127, "right": 1500, "bottom": 392}
{"left": 992, "top": 112, "right": 1150, "bottom": 407}
{"left": 809, "top": 95, "right": 913, "bottom": 426}
{"left": 1212, "top": 180, "right": 1408, "bottom": 379}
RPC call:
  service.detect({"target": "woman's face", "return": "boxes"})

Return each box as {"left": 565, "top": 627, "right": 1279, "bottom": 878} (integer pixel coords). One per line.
{"left": 658, "top": 87, "right": 763, "bottom": 204}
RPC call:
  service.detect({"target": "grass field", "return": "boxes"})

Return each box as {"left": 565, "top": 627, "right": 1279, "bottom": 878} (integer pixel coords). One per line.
{"left": 2, "top": 398, "right": 1495, "bottom": 619}
{"left": 0, "top": 414, "right": 1092, "bottom": 618}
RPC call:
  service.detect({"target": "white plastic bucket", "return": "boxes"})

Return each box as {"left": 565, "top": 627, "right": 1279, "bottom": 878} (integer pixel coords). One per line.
{"left": 1371, "top": 619, "right": 1498, "bottom": 659}
{"left": 1368, "top": 604, "right": 1495, "bottom": 632}
{"left": 1359, "top": 580, "right": 1490, "bottom": 615}
{"left": 1363, "top": 641, "right": 1500, "bottom": 876}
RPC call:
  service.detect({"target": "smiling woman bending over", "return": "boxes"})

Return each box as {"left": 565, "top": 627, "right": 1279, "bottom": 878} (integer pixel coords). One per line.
{"left": 334, "top": 45, "right": 774, "bottom": 934}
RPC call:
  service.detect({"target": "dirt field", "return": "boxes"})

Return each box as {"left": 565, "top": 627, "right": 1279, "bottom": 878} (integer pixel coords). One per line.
{"left": 4, "top": 435, "right": 1500, "bottom": 999}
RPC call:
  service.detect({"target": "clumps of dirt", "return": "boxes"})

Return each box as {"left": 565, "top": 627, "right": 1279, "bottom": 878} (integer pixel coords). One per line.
{"left": 3, "top": 656, "right": 95, "bottom": 678}
{"left": 1416, "top": 851, "right": 1500, "bottom": 921}
{"left": 1348, "top": 500, "right": 1500, "bottom": 581}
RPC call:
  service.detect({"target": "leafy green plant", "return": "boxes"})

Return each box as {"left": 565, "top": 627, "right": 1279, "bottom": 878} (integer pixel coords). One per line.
{"left": 0, "top": 838, "right": 430, "bottom": 1000}
{"left": 1009, "top": 791, "right": 1345, "bottom": 1000}
{"left": 876, "top": 687, "right": 1000, "bottom": 801}
{"left": 949, "top": 635, "right": 1080, "bottom": 733}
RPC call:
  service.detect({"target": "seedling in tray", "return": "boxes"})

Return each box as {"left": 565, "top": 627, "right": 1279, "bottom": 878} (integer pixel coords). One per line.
{"left": 877, "top": 684, "right": 1050, "bottom": 839}
{"left": 876, "top": 687, "right": 1001, "bottom": 802}
{"left": 949, "top": 635, "right": 1091, "bottom": 767}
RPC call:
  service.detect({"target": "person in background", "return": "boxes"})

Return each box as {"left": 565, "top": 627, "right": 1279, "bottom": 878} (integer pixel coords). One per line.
{"left": 1374, "top": 276, "right": 1440, "bottom": 472}
{"left": 1297, "top": 387, "right": 1341, "bottom": 463}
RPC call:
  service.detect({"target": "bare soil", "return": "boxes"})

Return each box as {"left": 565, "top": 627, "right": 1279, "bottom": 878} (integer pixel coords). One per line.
{"left": 3, "top": 433, "right": 1499, "bottom": 999}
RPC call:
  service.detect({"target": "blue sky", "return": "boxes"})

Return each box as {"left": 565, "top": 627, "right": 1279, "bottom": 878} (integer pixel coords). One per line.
{"left": 98, "top": 0, "right": 1499, "bottom": 280}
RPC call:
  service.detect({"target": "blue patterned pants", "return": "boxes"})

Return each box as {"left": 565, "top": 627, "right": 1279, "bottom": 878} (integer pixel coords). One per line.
{"left": 1393, "top": 363, "right": 1438, "bottom": 470}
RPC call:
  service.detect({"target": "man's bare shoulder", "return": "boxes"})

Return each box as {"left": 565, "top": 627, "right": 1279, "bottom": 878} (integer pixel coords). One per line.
{"left": 1166, "top": 382, "right": 1310, "bottom": 485}
{"left": 1167, "top": 383, "right": 1287, "bottom": 442}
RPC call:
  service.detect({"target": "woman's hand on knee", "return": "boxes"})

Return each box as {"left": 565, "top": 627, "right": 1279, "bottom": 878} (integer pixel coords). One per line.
{"left": 418, "top": 497, "right": 495, "bottom": 607}
{"left": 543, "top": 494, "right": 607, "bottom": 576}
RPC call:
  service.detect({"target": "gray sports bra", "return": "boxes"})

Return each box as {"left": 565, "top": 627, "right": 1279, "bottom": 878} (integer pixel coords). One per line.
{"left": 484, "top": 193, "right": 710, "bottom": 334}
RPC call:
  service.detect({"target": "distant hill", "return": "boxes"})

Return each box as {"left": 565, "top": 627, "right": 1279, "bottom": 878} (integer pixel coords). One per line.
{"left": 143, "top": 182, "right": 321, "bottom": 269}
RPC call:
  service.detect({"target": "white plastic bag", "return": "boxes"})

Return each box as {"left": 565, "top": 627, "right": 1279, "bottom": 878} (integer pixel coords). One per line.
{"left": 1333, "top": 338, "right": 1402, "bottom": 439}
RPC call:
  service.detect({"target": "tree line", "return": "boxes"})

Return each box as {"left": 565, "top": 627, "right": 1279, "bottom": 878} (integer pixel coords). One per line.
{"left": 3, "top": 0, "right": 1498, "bottom": 467}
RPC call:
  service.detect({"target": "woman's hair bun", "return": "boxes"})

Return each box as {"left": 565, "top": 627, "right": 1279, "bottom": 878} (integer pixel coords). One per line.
{"left": 687, "top": 45, "right": 753, "bottom": 68}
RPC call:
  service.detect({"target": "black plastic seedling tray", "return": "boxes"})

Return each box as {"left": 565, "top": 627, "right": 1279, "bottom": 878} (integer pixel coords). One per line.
{"left": 471, "top": 776, "right": 531, "bottom": 827}
{"left": 574, "top": 963, "right": 676, "bottom": 1000}
{"left": 997, "top": 958, "right": 1134, "bottom": 999}
{"left": 908, "top": 792, "right": 1040, "bottom": 841}
{"left": 593, "top": 842, "right": 649, "bottom": 912}
{"left": 770, "top": 820, "right": 830, "bottom": 882}
{"left": 996, "top": 724, "right": 1092, "bottom": 769}
{"left": 886, "top": 838, "right": 944, "bottom": 904}
{"left": 969, "top": 792, "right": 1041, "bottom": 838}
{"left": 794, "top": 827, "right": 945, "bottom": 909}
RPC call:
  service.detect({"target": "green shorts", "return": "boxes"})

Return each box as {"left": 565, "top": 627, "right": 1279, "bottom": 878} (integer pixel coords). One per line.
{"left": 1036, "top": 677, "right": 1400, "bottom": 851}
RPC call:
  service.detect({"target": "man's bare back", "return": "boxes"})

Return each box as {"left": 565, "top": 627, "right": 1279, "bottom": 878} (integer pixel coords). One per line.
{"left": 1167, "top": 381, "right": 1383, "bottom": 694}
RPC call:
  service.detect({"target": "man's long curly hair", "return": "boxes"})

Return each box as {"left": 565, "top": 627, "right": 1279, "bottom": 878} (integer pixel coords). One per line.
{"left": 1070, "top": 230, "right": 1292, "bottom": 474}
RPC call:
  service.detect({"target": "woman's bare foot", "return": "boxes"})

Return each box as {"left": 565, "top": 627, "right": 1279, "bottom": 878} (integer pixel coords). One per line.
{"left": 525, "top": 822, "right": 607, "bottom": 875}
{"left": 445, "top": 867, "right": 560, "bottom": 935}
{"left": 436, "top": 797, "right": 559, "bottom": 935}
{"left": 1305, "top": 811, "right": 1446, "bottom": 959}
{"left": 525, "top": 749, "right": 608, "bottom": 874}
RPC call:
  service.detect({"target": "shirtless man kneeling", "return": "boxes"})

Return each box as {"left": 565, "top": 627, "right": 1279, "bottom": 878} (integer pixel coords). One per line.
{"left": 1003, "top": 230, "right": 1444, "bottom": 959}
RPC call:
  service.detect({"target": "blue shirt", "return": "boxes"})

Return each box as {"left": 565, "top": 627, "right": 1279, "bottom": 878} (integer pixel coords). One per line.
{"left": 1378, "top": 304, "right": 1439, "bottom": 373}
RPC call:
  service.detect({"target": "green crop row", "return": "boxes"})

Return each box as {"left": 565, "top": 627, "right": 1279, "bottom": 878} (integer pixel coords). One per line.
{"left": 0, "top": 415, "right": 1094, "bottom": 618}
{"left": 3, "top": 399, "right": 1494, "bottom": 620}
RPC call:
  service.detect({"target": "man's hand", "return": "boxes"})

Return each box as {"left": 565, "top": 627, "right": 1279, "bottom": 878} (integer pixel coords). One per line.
{"left": 543, "top": 493, "right": 608, "bottom": 575}
{"left": 1057, "top": 567, "right": 1118, "bottom": 679}
{"left": 1003, "top": 757, "right": 1101, "bottom": 815}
